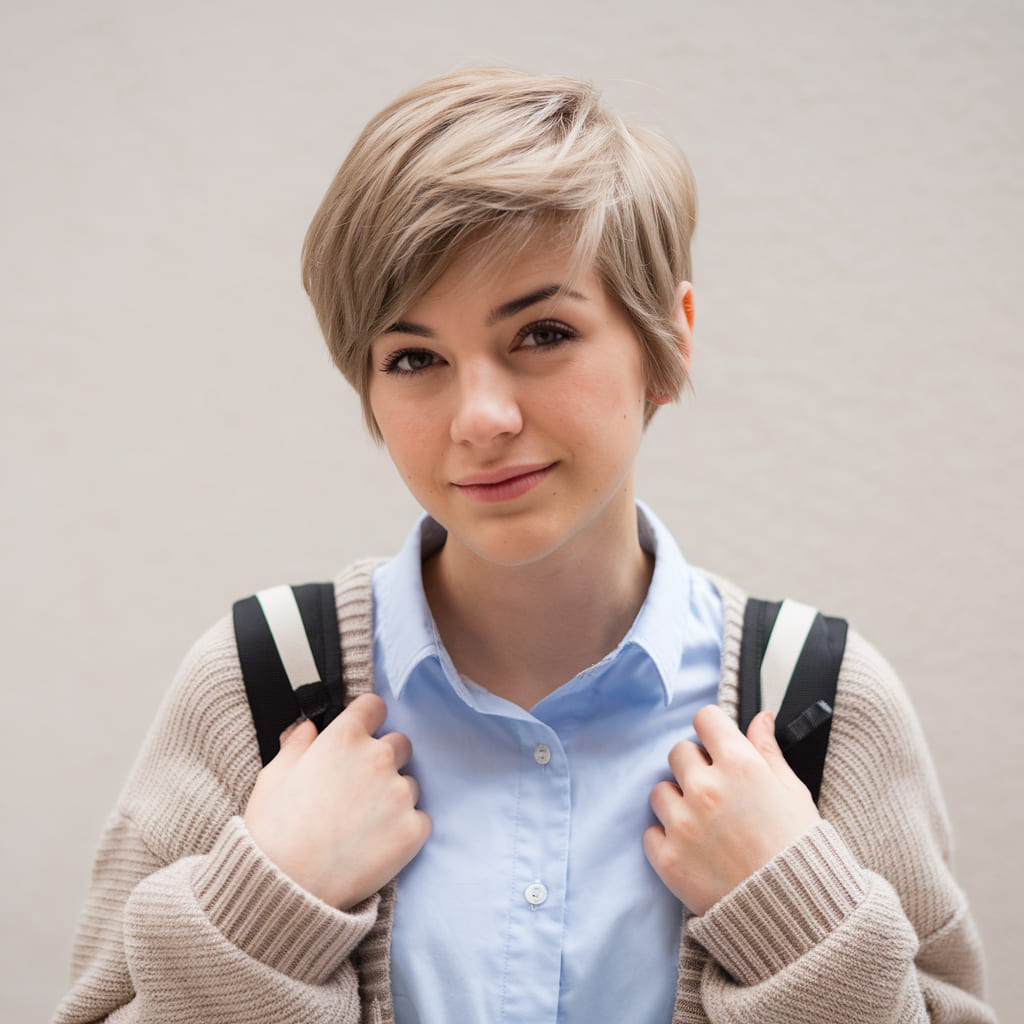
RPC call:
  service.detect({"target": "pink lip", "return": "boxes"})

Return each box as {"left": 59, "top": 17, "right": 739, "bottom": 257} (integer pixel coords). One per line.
{"left": 452, "top": 463, "right": 556, "bottom": 503}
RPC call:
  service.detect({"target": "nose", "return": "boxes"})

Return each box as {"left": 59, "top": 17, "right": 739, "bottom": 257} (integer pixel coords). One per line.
{"left": 449, "top": 362, "right": 523, "bottom": 446}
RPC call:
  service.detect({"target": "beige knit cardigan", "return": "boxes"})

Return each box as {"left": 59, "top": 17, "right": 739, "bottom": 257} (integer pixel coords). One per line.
{"left": 54, "top": 561, "right": 996, "bottom": 1023}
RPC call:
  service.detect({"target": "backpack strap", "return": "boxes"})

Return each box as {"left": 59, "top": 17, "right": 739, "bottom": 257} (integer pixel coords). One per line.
{"left": 232, "top": 582, "right": 345, "bottom": 766}
{"left": 738, "top": 597, "right": 848, "bottom": 803}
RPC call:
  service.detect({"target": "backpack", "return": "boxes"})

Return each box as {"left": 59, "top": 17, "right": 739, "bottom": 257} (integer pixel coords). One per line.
{"left": 233, "top": 584, "right": 847, "bottom": 803}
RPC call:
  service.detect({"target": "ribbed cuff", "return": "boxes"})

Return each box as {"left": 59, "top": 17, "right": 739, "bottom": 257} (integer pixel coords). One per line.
{"left": 193, "top": 816, "right": 379, "bottom": 984}
{"left": 687, "top": 819, "right": 869, "bottom": 985}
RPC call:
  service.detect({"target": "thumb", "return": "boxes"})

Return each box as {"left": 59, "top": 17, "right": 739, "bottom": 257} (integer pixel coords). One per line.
{"left": 274, "top": 718, "right": 317, "bottom": 765}
{"left": 746, "top": 711, "right": 789, "bottom": 774}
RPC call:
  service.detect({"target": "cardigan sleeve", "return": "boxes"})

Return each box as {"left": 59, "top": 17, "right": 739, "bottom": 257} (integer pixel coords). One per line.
{"left": 52, "top": 617, "right": 377, "bottom": 1024}
{"left": 686, "top": 629, "right": 996, "bottom": 1023}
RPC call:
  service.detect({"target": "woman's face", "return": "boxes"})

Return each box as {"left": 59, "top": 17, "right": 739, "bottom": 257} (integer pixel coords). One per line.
{"left": 368, "top": 241, "right": 686, "bottom": 573}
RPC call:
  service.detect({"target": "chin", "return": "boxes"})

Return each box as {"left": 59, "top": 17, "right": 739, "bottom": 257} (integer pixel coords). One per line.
{"left": 449, "top": 516, "right": 592, "bottom": 572}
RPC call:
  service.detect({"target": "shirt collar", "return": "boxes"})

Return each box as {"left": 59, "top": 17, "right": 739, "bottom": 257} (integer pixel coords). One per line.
{"left": 372, "top": 502, "right": 695, "bottom": 703}
{"left": 627, "top": 500, "right": 694, "bottom": 702}
{"left": 373, "top": 515, "right": 448, "bottom": 699}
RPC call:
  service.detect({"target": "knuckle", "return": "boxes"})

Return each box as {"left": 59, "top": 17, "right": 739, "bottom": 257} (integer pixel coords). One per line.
{"left": 417, "top": 810, "right": 433, "bottom": 840}
{"left": 690, "top": 776, "right": 722, "bottom": 815}
{"left": 652, "top": 788, "right": 690, "bottom": 833}
{"left": 695, "top": 790, "right": 718, "bottom": 816}
{"left": 734, "top": 747, "right": 768, "bottom": 782}
{"left": 397, "top": 810, "right": 430, "bottom": 850}
{"left": 366, "top": 739, "right": 397, "bottom": 771}
{"left": 329, "top": 712, "right": 363, "bottom": 744}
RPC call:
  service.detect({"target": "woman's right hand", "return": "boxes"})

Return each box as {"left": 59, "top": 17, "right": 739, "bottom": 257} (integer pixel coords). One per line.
{"left": 244, "top": 692, "right": 431, "bottom": 910}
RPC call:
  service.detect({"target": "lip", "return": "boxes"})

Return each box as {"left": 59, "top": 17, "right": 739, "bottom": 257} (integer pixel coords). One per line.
{"left": 452, "top": 462, "right": 556, "bottom": 503}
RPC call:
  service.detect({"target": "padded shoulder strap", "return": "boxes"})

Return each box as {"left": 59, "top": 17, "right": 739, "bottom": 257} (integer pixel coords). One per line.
{"left": 738, "top": 597, "right": 848, "bottom": 803}
{"left": 233, "top": 582, "right": 344, "bottom": 766}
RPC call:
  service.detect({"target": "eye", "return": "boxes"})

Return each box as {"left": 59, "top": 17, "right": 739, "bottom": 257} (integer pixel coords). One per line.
{"left": 381, "top": 348, "right": 441, "bottom": 375}
{"left": 516, "top": 320, "right": 577, "bottom": 350}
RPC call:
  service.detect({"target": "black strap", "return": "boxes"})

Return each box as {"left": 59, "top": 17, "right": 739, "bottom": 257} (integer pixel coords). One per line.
{"left": 738, "top": 598, "right": 847, "bottom": 803}
{"left": 234, "top": 581, "right": 846, "bottom": 799}
{"left": 232, "top": 583, "right": 344, "bottom": 766}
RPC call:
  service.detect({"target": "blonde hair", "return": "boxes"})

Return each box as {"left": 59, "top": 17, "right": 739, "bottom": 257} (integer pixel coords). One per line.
{"left": 302, "top": 67, "right": 697, "bottom": 439}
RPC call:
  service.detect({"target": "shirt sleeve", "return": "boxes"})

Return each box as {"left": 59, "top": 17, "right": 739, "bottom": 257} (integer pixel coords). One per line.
{"left": 684, "top": 629, "right": 996, "bottom": 1024}
{"left": 52, "top": 617, "right": 377, "bottom": 1024}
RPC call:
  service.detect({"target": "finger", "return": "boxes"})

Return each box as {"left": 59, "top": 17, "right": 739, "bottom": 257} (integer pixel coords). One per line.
{"left": 274, "top": 718, "right": 317, "bottom": 764}
{"left": 337, "top": 692, "right": 388, "bottom": 735}
{"left": 692, "top": 704, "right": 745, "bottom": 761}
{"left": 379, "top": 730, "right": 413, "bottom": 770}
{"left": 666, "top": 740, "right": 710, "bottom": 785}
{"left": 642, "top": 822, "right": 667, "bottom": 864}
{"left": 404, "top": 773, "right": 420, "bottom": 807}
{"left": 745, "top": 711, "right": 792, "bottom": 778}
{"left": 413, "top": 808, "right": 433, "bottom": 843}
{"left": 649, "top": 779, "right": 684, "bottom": 825}
{"left": 279, "top": 717, "right": 314, "bottom": 745}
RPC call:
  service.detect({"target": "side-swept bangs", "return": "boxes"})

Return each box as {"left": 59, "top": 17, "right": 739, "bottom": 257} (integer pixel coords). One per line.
{"left": 302, "top": 68, "right": 697, "bottom": 439}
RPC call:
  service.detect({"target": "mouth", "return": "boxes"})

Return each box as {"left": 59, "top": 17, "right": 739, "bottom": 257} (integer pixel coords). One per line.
{"left": 452, "top": 463, "right": 556, "bottom": 503}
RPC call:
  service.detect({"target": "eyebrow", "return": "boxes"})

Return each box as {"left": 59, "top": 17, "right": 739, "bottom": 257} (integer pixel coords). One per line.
{"left": 385, "top": 284, "right": 587, "bottom": 337}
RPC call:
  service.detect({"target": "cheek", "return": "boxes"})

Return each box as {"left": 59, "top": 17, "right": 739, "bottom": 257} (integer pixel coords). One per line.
{"left": 553, "top": 361, "right": 646, "bottom": 440}
{"left": 371, "top": 398, "right": 433, "bottom": 474}
{"left": 372, "top": 386, "right": 426, "bottom": 440}
{"left": 377, "top": 419, "right": 458, "bottom": 515}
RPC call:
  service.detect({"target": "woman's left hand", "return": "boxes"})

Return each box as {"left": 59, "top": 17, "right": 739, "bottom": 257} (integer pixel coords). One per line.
{"left": 643, "top": 705, "right": 821, "bottom": 917}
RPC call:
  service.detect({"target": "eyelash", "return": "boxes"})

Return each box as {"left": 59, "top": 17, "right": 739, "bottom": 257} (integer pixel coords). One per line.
{"left": 379, "top": 319, "right": 578, "bottom": 376}
{"left": 517, "top": 319, "right": 577, "bottom": 349}
{"left": 379, "top": 348, "right": 438, "bottom": 375}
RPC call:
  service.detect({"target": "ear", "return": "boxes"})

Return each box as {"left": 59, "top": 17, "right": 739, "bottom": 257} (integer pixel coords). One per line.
{"left": 648, "top": 282, "right": 694, "bottom": 406}
{"left": 673, "top": 280, "right": 694, "bottom": 346}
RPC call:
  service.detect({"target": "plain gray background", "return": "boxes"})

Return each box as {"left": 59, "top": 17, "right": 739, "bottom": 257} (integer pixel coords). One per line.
{"left": 3, "top": 1, "right": 1020, "bottom": 1020}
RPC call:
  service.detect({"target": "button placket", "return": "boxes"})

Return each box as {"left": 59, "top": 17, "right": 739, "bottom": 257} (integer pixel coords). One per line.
{"left": 517, "top": 729, "right": 564, "bottom": 930}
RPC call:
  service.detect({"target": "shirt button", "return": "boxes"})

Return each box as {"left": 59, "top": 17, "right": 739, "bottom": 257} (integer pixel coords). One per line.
{"left": 524, "top": 882, "right": 548, "bottom": 908}
{"left": 533, "top": 744, "right": 551, "bottom": 765}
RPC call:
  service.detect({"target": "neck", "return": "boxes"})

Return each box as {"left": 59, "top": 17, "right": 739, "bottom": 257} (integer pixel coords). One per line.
{"left": 422, "top": 508, "right": 653, "bottom": 709}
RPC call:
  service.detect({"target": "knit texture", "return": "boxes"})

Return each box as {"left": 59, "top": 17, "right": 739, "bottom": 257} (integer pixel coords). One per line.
{"left": 53, "top": 563, "right": 996, "bottom": 1023}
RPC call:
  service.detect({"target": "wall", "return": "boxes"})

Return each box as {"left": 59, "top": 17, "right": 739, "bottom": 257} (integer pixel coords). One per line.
{"left": 2, "top": 1, "right": 1020, "bottom": 1018}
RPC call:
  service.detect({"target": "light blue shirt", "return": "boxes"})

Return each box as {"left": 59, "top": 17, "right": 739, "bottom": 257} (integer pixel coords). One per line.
{"left": 372, "top": 503, "right": 723, "bottom": 1024}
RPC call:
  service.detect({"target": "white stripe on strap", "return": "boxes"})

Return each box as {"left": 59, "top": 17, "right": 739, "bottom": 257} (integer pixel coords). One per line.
{"left": 760, "top": 599, "right": 818, "bottom": 715}
{"left": 255, "top": 585, "right": 321, "bottom": 691}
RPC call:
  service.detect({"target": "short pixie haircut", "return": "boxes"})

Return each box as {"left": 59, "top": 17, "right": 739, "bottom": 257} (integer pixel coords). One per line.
{"left": 302, "top": 67, "right": 697, "bottom": 439}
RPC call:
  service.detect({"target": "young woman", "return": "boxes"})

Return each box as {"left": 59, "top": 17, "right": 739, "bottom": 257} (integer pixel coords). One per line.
{"left": 55, "top": 68, "right": 994, "bottom": 1023}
